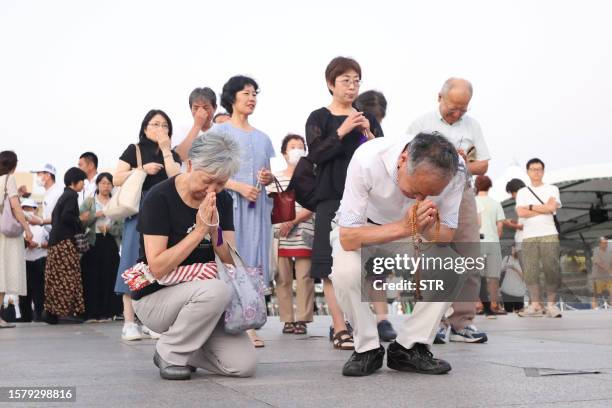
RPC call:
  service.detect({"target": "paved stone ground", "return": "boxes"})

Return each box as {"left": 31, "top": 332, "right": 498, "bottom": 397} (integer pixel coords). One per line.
{"left": 2, "top": 310, "right": 612, "bottom": 407}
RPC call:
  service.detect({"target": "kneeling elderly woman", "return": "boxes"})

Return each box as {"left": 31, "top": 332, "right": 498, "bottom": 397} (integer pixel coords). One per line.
{"left": 131, "top": 131, "right": 256, "bottom": 380}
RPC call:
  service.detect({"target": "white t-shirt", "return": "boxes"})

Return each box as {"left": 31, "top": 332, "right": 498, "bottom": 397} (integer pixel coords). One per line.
{"left": 43, "top": 182, "right": 63, "bottom": 233}
{"left": 515, "top": 184, "right": 561, "bottom": 239}
{"left": 408, "top": 110, "right": 491, "bottom": 161}
{"left": 171, "top": 124, "right": 208, "bottom": 149}
{"left": 25, "top": 225, "right": 49, "bottom": 261}
{"left": 475, "top": 195, "right": 505, "bottom": 242}
{"left": 172, "top": 124, "right": 210, "bottom": 172}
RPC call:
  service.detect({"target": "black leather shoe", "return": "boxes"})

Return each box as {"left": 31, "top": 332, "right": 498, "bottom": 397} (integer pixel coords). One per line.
{"left": 377, "top": 320, "right": 397, "bottom": 342}
{"left": 153, "top": 351, "right": 192, "bottom": 380}
{"left": 342, "top": 345, "right": 385, "bottom": 376}
{"left": 387, "top": 342, "right": 451, "bottom": 374}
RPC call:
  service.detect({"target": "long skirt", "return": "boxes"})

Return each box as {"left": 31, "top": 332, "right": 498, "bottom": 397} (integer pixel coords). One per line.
{"left": 44, "top": 239, "right": 85, "bottom": 316}
{"left": 0, "top": 232, "right": 27, "bottom": 295}
{"left": 114, "top": 215, "right": 139, "bottom": 294}
{"left": 82, "top": 234, "right": 122, "bottom": 319}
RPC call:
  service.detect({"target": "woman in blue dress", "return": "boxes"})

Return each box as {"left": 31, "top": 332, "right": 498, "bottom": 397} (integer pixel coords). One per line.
{"left": 216, "top": 75, "right": 275, "bottom": 348}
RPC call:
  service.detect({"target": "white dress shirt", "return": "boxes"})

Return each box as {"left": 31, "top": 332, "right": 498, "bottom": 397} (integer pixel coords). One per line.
{"left": 408, "top": 110, "right": 491, "bottom": 161}
{"left": 335, "top": 135, "right": 467, "bottom": 229}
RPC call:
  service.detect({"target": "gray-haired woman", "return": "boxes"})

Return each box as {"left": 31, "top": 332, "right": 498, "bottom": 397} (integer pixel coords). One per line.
{"left": 131, "top": 131, "right": 256, "bottom": 380}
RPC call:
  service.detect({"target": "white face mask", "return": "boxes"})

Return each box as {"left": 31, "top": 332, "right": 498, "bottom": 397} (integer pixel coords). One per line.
{"left": 287, "top": 148, "right": 306, "bottom": 166}
{"left": 35, "top": 175, "right": 45, "bottom": 187}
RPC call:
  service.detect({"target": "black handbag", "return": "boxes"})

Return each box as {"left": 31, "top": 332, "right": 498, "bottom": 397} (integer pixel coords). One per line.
{"left": 526, "top": 187, "right": 561, "bottom": 233}
{"left": 287, "top": 156, "right": 318, "bottom": 212}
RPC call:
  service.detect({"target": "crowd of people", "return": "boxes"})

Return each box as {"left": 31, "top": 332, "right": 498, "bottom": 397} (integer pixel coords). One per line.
{"left": 1, "top": 56, "right": 609, "bottom": 381}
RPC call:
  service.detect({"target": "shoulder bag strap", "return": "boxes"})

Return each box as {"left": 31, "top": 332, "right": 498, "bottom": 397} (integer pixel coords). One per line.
{"left": 135, "top": 144, "right": 143, "bottom": 169}
{"left": 526, "top": 187, "right": 545, "bottom": 204}
{"left": 273, "top": 176, "right": 284, "bottom": 193}
{"left": 0, "top": 175, "right": 7, "bottom": 212}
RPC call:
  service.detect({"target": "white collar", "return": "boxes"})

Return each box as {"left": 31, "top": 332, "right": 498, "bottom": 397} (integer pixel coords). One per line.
{"left": 381, "top": 139, "right": 411, "bottom": 185}
{"left": 435, "top": 108, "right": 464, "bottom": 126}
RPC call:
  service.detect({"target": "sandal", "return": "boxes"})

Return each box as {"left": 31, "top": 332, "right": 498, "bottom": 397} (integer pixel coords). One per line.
{"left": 282, "top": 322, "right": 295, "bottom": 334}
{"left": 247, "top": 329, "right": 265, "bottom": 348}
{"left": 332, "top": 330, "right": 354, "bottom": 350}
{"left": 294, "top": 321, "right": 307, "bottom": 335}
{"left": 252, "top": 339, "right": 265, "bottom": 348}
{"left": 329, "top": 321, "right": 353, "bottom": 341}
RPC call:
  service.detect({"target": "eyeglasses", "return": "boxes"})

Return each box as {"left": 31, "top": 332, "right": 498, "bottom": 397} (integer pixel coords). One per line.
{"left": 528, "top": 167, "right": 544, "bottom": 173}
{"left": 441, "top": 98, "right": 469, "bottom": 115}
{"left": 336, "top": 78, "right": 362, "bottom": 87}
{"left": 148, "top": 122, "right": 169, "bottom": 129}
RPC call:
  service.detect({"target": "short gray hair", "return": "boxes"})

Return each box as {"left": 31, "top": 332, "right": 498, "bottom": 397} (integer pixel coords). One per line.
{"left": 188, "top": 131, "right": 240, "bottom": 179}
{"left": 189, "top": 87, "right": 217, "bottom": 109}
{"left": 406, "top": 132, "right": 459, "bottom": 181}
{"left": 440, "top": 77, "right": 473, "bottom": 98}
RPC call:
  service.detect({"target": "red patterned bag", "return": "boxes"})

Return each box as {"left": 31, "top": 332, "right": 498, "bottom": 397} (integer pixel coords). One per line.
{"left": 122, "top": 262, "right": 218, "bottom": 292}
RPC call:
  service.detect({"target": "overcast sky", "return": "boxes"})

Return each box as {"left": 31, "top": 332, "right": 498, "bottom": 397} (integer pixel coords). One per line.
{"left": 2, "top": 0, "right": 611, "bottom": 185}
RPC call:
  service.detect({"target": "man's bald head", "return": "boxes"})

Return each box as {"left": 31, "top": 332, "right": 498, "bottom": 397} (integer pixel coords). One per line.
{"left": 440, "top": 78, "right": 473, "bottom": 98}
{"left": 438, "top": 77, "right": 473, "bottom": 124}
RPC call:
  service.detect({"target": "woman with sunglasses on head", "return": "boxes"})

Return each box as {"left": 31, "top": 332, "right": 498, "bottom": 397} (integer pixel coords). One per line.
{"left": 305, "top": 56, "right": 384, "bottom": 350}
{"left": 112, "top": 109, "right": 182, "bottom": 341}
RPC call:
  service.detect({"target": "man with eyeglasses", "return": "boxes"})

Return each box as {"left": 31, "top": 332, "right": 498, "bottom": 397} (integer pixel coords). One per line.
{"left": 408, "top": 78, "right": 490, "bottom": 345}
{"left": 515, "top": 158, "right": 562, "bottom": 317}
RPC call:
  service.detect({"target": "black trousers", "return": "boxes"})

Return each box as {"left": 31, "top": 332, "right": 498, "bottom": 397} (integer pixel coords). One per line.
{"left": 502, "top": 293, "right": 524, "bottom": 312}
{"left": 81, "top": 234, "right": 122, "bottom": 320}
{"left": 19, "top": 257, "right": 46, "bottom": 322}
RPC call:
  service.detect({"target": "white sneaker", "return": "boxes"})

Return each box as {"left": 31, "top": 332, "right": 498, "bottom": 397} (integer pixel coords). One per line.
{"left": 141, "top": 325, "right": 161, "bottom": 339}
{"left": 121, "top": 322, "right": 142, "bottom": 341}
{"left": 545, "top": 305, "right": 562, "bottom": 318}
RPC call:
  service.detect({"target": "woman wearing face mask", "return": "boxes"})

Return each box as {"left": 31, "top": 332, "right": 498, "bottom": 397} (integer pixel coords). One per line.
{"left": 306, "top": 57, "right": 384, "bottom": 350}
{"left": 80, "top": 173, "right": 123, "bottom": 322}
{"left": 216, "top": 75, "right": 275, "bottom": 348}
{"left": 43, "top": 167, "right": 88, "bottom": 324}
{"left": 267, "top": 135, "right": 315, "bottom": 335}
{"left": 113, "top": 109, "right": 182, "bottom": 341}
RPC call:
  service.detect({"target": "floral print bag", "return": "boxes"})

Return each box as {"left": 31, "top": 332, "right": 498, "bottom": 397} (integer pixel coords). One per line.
{"left": 217, "top": 243, "right": 267, "bottom": 334}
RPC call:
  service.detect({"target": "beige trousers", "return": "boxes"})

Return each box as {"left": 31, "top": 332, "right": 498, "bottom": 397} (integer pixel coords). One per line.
{"left": 276, "top": 257, "right": 315, "bottom": 323}
{"left": 446, "top": 185, "right": 481, "bottom": 330}
{"left": 132, "top": 279, "right": 256, "bottom": 377}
